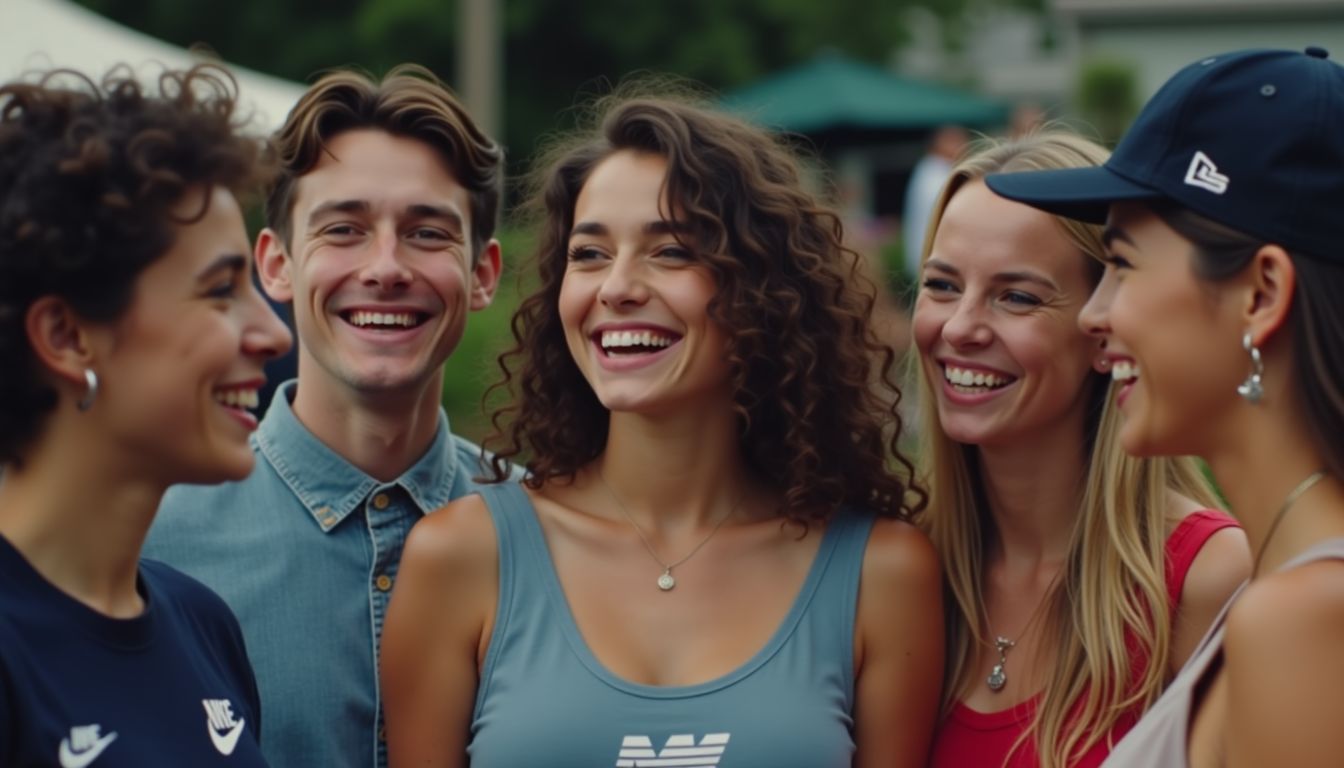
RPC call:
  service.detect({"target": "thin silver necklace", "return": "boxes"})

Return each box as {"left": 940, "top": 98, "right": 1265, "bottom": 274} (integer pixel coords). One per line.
{"left": 1252, "top": 469, "right": 1328, "bottom": 577}
{"left": 596, "top": 468, "right": 741, "bottom": 592}
{"left": 983, "top": 572, "right": 1058, "bottom": 693}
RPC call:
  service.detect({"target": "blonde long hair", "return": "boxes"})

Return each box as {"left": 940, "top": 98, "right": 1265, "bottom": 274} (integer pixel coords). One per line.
{"left": 915, "top": 131, "right": 1222, "bottom": 767}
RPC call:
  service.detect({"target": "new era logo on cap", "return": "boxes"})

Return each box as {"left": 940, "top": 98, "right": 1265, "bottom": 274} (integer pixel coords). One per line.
{"left": 1183, "top": 151, "right": 1229, "bottom": 195}
{"left": 984, "top": 46, "right": 1344, "bottom": 262}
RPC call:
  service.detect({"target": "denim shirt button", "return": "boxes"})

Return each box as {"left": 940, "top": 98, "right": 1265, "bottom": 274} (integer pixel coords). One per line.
{"left": 375, "top": 574, "right": 393, "bottom": 592}
{"left": 314, "top": 506, "right": 336, "bottom": 528}
{"left": 372, "top": 493, "right": 390, "bottom": 510}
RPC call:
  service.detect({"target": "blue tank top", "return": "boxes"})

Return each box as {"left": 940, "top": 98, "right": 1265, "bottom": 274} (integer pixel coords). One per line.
{"left": 467, "top": 481, "right": 875, "bottom": 768}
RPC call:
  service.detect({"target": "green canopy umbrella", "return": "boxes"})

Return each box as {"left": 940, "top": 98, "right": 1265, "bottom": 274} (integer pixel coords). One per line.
{"left": 722, "top": 50, "right": 1008, "bottom": 135}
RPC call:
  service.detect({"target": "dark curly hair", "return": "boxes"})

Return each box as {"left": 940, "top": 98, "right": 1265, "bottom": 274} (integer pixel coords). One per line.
{"left": 263, "top": 64, "right": 503, "bottom": 261}
{"left": 486, "top": 83, "right": 925, "bottom": 522}
{"left": 0, "top": 64, "right": 270, "bottom": 464}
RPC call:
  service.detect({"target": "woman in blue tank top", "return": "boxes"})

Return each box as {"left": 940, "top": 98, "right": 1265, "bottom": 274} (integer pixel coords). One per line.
{"left": 382, "top": 82, "right": 944, "bottom": 767}
{"left": 0, "top": 65, "right": 292, "bottom": 764}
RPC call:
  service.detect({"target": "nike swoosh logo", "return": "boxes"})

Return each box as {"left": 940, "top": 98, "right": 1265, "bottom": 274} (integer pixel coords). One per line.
{"left": 209, "top": 717, "right": 246, "bottom": 756}
{"left": 59, "top": 732, "right": 118, "bottom": 768}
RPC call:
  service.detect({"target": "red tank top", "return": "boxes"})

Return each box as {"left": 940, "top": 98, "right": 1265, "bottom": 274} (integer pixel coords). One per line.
{"left": 928, "top": 510, "right": 1239, "bottom": 768}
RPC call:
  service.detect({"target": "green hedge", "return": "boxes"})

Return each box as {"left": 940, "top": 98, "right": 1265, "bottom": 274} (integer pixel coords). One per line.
{"left": 441, "top": 226, "right": 536, "bottom": 444}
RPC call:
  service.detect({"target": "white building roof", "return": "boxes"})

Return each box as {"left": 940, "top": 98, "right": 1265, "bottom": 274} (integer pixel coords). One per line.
{"left": 1, "top": 0, "right": 303, "bottom": 133}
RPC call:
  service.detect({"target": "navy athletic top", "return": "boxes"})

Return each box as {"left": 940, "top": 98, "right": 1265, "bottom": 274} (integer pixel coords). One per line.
{"left": 0, "top": 534, "right": 267, "bottom": 766}
{"left": 467, "top": 481, "right": 875, "bottom": 768}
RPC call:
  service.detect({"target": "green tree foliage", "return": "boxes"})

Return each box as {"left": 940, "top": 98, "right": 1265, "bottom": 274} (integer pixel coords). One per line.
{"left": 74, "top": 0, "right": 1032, "bottom": 178}
{"left": 1076, "top": 56, "right": 1139, "bottom": 146}
{"left": 72, "top": 0, "right": 1041, "bottom": 438}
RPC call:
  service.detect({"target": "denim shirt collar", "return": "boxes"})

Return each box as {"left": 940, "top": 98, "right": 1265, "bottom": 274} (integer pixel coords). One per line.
{"left": 253, "top": 380, "right": 460, "bottom": 533}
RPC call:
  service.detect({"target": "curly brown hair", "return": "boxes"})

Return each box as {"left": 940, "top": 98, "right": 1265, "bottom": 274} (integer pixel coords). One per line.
{"left": 486, "top": 83, "right": 924, "bottom": 522}
{"left": 0, "top": 64, "right": 270, "bottom": 464}
{"left": 263, "top": 64, "right": 503, "bottom": 261}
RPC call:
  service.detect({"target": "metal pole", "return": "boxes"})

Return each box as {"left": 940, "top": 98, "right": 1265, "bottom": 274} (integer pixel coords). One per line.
{"left": 457, "top": 0, "right": 502, "bottom": 138}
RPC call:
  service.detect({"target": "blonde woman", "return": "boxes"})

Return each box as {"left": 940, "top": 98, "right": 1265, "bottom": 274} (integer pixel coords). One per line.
{"left": 912, "top": 132, "right": 1249, "bottom": 768}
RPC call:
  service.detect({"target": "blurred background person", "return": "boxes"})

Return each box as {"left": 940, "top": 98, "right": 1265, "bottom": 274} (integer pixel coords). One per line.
{"left": 1008, "top": 102, "right": 1047, "bottom": 140}
{"left": 902, "top": 124, "right": 969, "bottom": 283}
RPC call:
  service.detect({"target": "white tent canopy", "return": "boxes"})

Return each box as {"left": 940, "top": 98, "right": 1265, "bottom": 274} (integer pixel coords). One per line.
{"left": 1, "top": 0, "right": 304, "bottom": 132}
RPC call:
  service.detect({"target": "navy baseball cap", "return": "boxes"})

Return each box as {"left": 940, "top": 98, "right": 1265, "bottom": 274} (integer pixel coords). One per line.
{"left": 986, "top": 47, "right": 1344, "bottom": 263}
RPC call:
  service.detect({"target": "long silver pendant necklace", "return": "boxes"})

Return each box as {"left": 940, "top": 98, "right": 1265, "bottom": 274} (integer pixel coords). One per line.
{"left": 987, "top": 636, "right": 1014, "bottom": 692}
{"left": 983, "top": 576, "right": 1057, "bottom": 693}
{"left": 597, "top": 469, "right": 742, "bottom": 592}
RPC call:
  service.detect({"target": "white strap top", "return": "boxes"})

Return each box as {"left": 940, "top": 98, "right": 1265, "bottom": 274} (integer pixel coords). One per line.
{"left": 1103, "top": 536, "right": 1344, "bottom": 767}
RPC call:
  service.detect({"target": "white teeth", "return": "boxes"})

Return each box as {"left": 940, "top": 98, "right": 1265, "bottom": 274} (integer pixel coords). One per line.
{"left": 214, "top": 389, "right": 260, "bottom": 410}
{"left": 1111, "top": 361, "right": 1140, "bottom": 382}
{"left": 600, "top": 329, "right": 676, "bottom": 350}
{"left": 348, "top": 311, "right": 419, "bottom": 328}
{"left": 943, "top": 365, "right": 1010, "bottom": 390}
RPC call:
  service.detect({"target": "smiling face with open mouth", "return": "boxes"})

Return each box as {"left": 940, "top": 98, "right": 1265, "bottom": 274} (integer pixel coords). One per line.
{"left": 268, "top": 129, "right": 497, "bottom": 401}
{"left": 92, "top": 186, "right": 292, "bottom": 485}
{"left": 558, "top": 150, "right": 732, "bottom": 417}
{"left": 913, "top": 180, "right": 1101, "bottom": 449}
{"left": 1078, "top": 202, "right": 1247, "bottom": 458}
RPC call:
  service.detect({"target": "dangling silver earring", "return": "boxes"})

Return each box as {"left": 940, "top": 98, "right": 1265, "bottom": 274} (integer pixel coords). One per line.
{"left": 1237, "top": 332, "right": 1264, "bottom": 404}
{"left": 77, "top": 368, "right": 98, "bottom": 412}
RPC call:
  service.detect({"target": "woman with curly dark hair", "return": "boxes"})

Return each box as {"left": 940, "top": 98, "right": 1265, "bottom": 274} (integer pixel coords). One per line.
{"left": 0, "top": 64, "right": 290, "bottom": 764}
{"left": 381, "top": 85, "right": 943, "bottom": 767}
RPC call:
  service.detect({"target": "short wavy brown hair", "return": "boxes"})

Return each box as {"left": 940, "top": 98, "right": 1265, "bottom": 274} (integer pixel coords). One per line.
{"left": 264, "top": 64, "right": 502, "bottom": 260}
{"left": 486, "top": 84, "right": 923, "bottom": 522}
{"left": 0, "top": 64, "right": 269, "bottom": 464}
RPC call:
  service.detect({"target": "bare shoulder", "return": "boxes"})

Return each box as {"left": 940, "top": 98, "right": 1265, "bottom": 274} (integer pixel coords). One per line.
{"left": 382, "top": 492, "right": 501, "bottom": 766}
{"left": 1167, "top": 495, "right": 1249, "bottom": 612}
{"left": 403, "top": 492, "right": 499, "bottom": 578}
{"left": 1227, "top": 559, "right": 1344, "bottom": 646}
{"left": 859, "top": 517, "right": 941, "bottom": 589}
{"left": 851, "top": 517, "right": 943, "bottom": 767}
{"left": 1170, "top": 519, "right": 1248, "bottom": 670}
{"left": 1180, "top": 524, "right": 1250, "bottom": 608}
{"left": 855, "top": 517, "right": 943, "bottom": 638}
{"left": 388, "top": 491, "right": 500, "bottom": 662}
{"left": 1220, "top": 560, "right": 1344, "bottom": 762}
{"left": 387, "top": 490, "right": 499, "bottom": 613}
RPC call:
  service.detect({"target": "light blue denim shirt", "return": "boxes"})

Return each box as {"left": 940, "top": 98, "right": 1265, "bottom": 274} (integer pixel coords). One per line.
{"left": 145, "top": 380, "right": 502, "bottom": 768}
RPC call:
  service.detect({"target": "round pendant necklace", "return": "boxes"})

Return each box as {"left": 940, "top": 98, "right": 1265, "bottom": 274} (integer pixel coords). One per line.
{"left": 596, "top": 468, "right": 742, "bottom": 592}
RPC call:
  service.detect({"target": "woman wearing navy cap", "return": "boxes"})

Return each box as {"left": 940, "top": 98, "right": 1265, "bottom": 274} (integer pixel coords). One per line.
{"left": 988, "top": 46, "right": 1344, "bottom": 766}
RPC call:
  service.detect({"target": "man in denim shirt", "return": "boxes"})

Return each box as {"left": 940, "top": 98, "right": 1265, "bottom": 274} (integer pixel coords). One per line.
{"left": 145, "top": 65, "right": 504, "bottom": 768}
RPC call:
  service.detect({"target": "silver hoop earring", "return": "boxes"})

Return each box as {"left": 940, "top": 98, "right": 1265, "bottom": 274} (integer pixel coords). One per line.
{"left": 77, "top": 368, "right": 98, "bottom": 412}
{"left": 1237, "top": 332, "right": 1264, "bottom": 404}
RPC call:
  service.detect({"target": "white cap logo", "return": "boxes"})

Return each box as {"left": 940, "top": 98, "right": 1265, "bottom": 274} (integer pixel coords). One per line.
{"left": 1184, "top": 150, "right": 1230, "bottom": 194}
